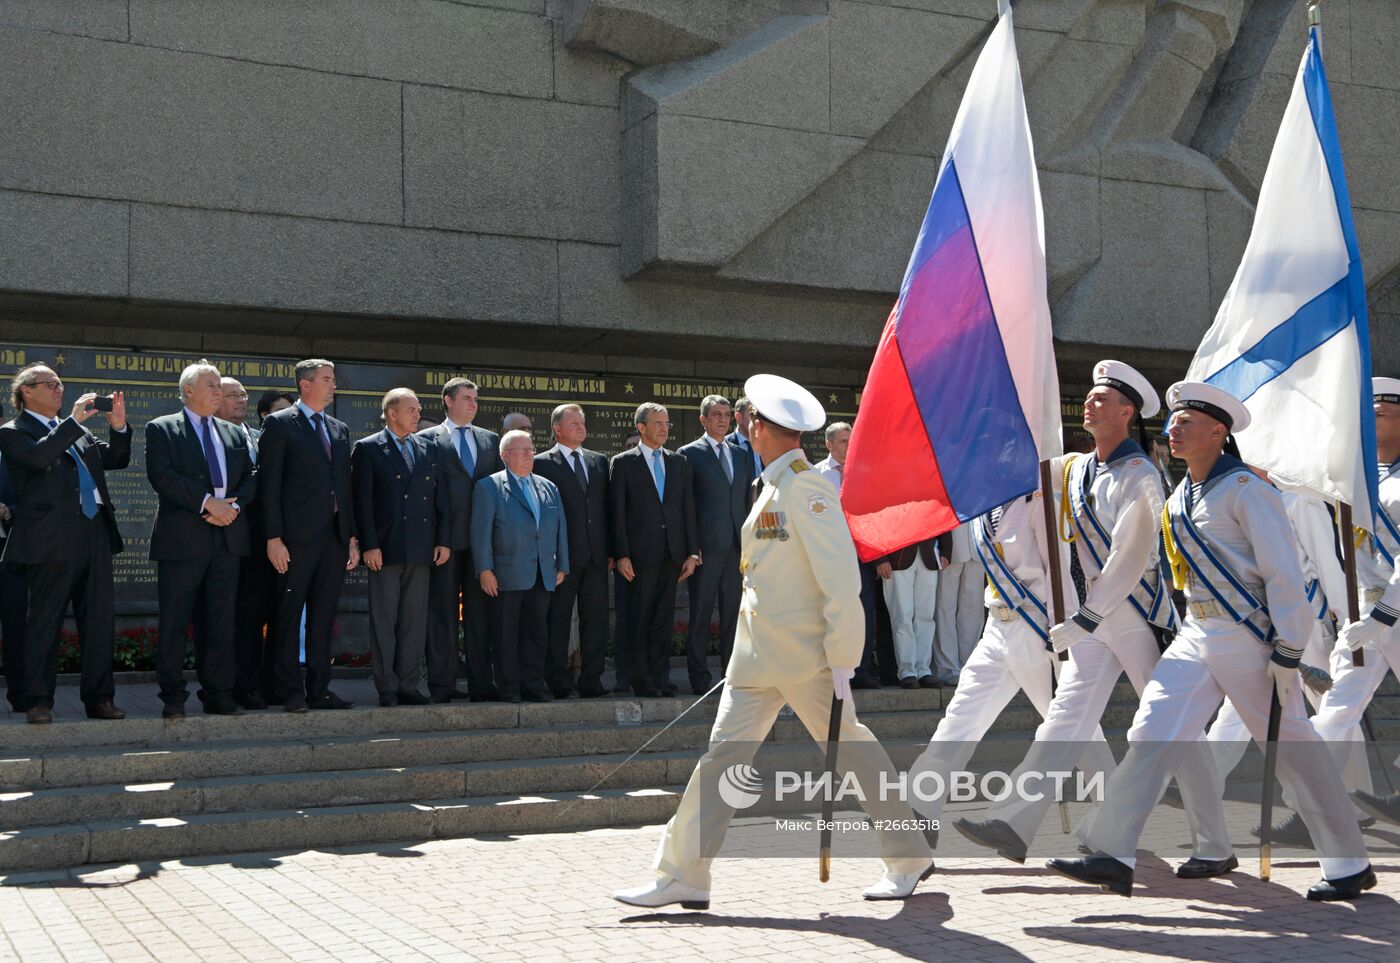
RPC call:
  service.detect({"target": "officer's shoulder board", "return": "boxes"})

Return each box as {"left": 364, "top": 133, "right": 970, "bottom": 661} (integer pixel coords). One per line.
{"left": 789, "top": 460, "right": 811, "bottom": 474}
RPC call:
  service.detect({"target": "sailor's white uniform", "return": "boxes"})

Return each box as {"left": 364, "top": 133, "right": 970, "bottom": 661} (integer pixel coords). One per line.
{"left": 1081, "top": 456, "right": 1369, "bottom": 879}
{"left": 1207, "top": 484, "right": 1370, "bottom": 797}
{"left": 974, "top": 439, "right": 1231, "bottom": 858}
{"left": 908, "top": 492, "right": 1115, "bottom": 829}
{"left": 1311, "top": 458, "right": 1400, "bottom": 790}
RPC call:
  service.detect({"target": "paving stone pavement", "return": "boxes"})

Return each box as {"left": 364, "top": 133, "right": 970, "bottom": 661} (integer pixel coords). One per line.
{"left": 2, "top": 809, "right": 1398, "bottom": 963}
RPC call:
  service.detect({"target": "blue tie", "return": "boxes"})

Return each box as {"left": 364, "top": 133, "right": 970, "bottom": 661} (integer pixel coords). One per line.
{"left": 50, "top": 418, "right": 98, "bottom": 519}
{"left": 513, "top": 475, "right": 540, "bottom": 525}
{"left": 400, "top": 437, "right": 415, "bottom": 471}
{"left": 457, "top": 427, "right": 476, "bottom": 475}
{"left": 200, "top": 416, "right": 225, "bottom": 490}
{"left": 651, "top": 449, "right": 666, "bottom": 500}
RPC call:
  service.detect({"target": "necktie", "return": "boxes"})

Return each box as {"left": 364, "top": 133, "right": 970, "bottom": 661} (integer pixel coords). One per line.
{"left": 572, "top": 450, "right": 587, "bottom": 488}
{"left": 514, "top": 475, "right": 540, "bottom": 525}
{"left": 400, "top": 437, "right": 415, "bottom": 471}
{"left": 200, "top": 416, "right": 225, "bottom": 490}
{"left": 311, "top": 412, "right": 333, "bottom": 461}
{"left": 714, "top": 441, "right": 732, "bottom": 482}
{"left": 50, "top": 418, "right": 98, "bottom": 519}
{"left": 457, "top": 426, "right": 476, "bottom": 475}
{"left": 651, "top": 449, "right": 666, "bottom": 500}
{"left": 245, "top": 424, "right": 258, "bottom": 464}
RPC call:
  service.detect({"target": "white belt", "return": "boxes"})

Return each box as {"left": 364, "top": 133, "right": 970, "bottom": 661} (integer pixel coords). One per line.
{"left": 1187, "top": 599, "right": 1226, "bottom": 620}
{"left": 989, "top": 605, "right": 1016, "bottom": 623}
{"left": 1365, "top": 587, "right": 1385, "bottom": 605}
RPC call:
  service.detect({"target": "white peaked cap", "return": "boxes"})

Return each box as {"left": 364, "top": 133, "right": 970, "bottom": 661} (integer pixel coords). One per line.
{"left": 1166, "top": 381, "right": 1251, "bottom": 433}
{"left": 1093, "top": 359, "right": 1160, "bottom": 419}
{"left": 743, "top": 374, "right": 826, "bottom": 432}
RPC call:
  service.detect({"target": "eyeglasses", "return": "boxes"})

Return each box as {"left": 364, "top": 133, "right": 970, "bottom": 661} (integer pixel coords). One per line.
{"left": 26, "top": 379, "right": 62, "bottom": 391}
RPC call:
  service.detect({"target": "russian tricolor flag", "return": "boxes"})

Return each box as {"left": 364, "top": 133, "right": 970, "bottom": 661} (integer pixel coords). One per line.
{"left": 844, "top": 1, "right": 1061, "bottom": 561}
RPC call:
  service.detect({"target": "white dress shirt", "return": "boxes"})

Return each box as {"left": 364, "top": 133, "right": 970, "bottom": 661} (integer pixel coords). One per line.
{"left": 185, "top": 407, "right": 230, "bottom": 503}
{"left": 551, "top": 441, "right": 588, "bottom": 484}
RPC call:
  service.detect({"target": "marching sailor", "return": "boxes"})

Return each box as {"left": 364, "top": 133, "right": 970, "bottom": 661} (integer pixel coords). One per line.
{"left": 955, "top": 362, "right": 1232, "bottom": 874}
{"left": 614, "top": 375, "right": 934, "bottom": 911}
{"left": 907, "top": 486, "right": 1116, "bottom": 839}
{"left": 1314, "top": 377, "right": 1400, "bottom": 826}
{"left": 1048, "top": 382, "right": 1373, "bottom": 901}
{"left": 1206, "top": 472, "right": 1374, "bottom": 843}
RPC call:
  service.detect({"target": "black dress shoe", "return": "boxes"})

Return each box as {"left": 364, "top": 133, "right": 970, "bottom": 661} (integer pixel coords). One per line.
{"left": 611, "top": 680, "right": 632, "bottom": 694}
{"left": 633, "top": 685, "right": 660, "bottom": 697}
{"left": 284, "top": 694, "right": 309, "bottom": 713}
{"left": 203, "top": 698, "right": 243, "bottom": 716}
{"left": 550, "top": 688, "right": 575, "bottom": 700}
{"left": 899, "top": 677, "right": 918, "bottom": 689}
{"left": 162, "top": 703, "right": 187, "bottom": 719}
{"left": 1251, "top": 811, "right": 1313, "bottom": 848}
{"left": 397, "top": 690, "right": 431, "bottom": 705}
{"left": 265, "top": 692, "right": 286, "bottom": 707}
{"left": 431, "top": 693, "right": 453, "bottom": 704}
{"left": 578, "top": 685, "right": 608, "bottom": 699}
{"left": 25, "top": 705, "right": 52, "bottom": 724}
{"left": 1045, "top": 856, "right": 1133, "bottom": 897}
{"left": 658, "top": 684, "right": 678, "bottom": 697}
{"left": 1353, "top": 789, "right": 1400, "bottom": 828}
{"left": 86, "top": 701, "right": 126, "bottom": 720}
{"left": 1176, "top": 855, "right": 1238, "bottom": 879}
{"left": 952, "top": 817, "right": 1027, "bottom": 864}
{"left": 918, "top": 675, "right": 938, "bottom": 688}
{"left": 309, "top": 691, "right": 355, "bottom": 710}
{"left": 850, "top": 675, "right": 881, "bottom": 690}
{"left": 523, "top": 689, "right": 554, "bottom": 703}
{"left": 233, "top": 692, "right": 268, "bottom": 711}
{"left": 450, "top": 688, "right": 473, "bottom": 700}
{"left": 1307, "top": 864, "right": 1377, "bottom": 901}
{"left": 501, "top": 692, "right": 523, "bottom": 704}
{"left": 379, "top": 692, "right": 400, "bottom": 708}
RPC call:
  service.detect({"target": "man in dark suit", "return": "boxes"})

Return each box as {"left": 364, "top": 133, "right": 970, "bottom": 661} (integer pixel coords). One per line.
{"left": 0, "top": 403, "right": 28, "bottom": 714}
{"left": 533, "top": 403, "right": 610, "bottom": 698}
{"left": 471, "top": 430, "right": 568, "bottom": 703}
{"left": 0, "top": 363, "right": 131, "bottom": 723}
{"left": 609, "top": 403, "right": 699, "bottom": 697}
{"left": 258, "top": 358, "right": 360, "bottom": 713}
{"left": 419, "top": 377, "right": 503, "bottom": 702}
{"left": 215, "top": 376, "right": 278, "bottom": 708}
{"left": 726, "top": 396, "right": 764, "bottom": 487}
{"left": 678, "top": 395, "right": 751, "bottom": 694}
{"left": 353, "top": 388, "right": 451, "bottom": 707}
{"left": 146, "top": 361, "right": 257, "bottom": 717}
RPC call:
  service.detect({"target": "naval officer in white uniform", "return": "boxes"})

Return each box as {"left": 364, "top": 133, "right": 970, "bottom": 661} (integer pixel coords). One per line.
{"left": 1048, "top": 382, "right": 1373, "bottom": 902}
{"left": 614, "top": 375, "right": 934, "bottom": 911}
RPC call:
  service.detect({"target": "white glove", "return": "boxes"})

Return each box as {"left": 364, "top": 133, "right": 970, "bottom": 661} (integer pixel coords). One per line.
{"left": 1339, "top": 616, "right": 1387, "bottom": 652}
{"left": 1049, "top": 619, "right": 1089, "bottom": 654}
{"left": 1266, "top": 659, "right": 1295, "bottom": 705}
{"left": 831, "top": 666, "right": 855, "bottom": 702}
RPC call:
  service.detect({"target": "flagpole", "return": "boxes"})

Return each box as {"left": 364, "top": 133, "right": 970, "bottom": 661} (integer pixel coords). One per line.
{"left": 1039, "top": 460, "right": 1068, "bottom": 663}
{"left": 1341, "top": 502, "right": 1365, "bottom": 665}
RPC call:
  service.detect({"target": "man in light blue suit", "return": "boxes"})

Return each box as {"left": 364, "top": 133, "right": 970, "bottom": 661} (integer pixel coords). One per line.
{"left": 471, "top": 430, "right": 569, "bottom": 703}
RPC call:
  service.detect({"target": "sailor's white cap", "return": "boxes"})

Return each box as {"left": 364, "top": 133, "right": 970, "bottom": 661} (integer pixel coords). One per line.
{"left": 1166, "top": 381, "right": 1251, "bottom": 433}
{"left": 1093, "top": 359, "right": 1160, "bottom": 419}
{"left": 1374, "top": 377, "right": 1400, "bottom": 403}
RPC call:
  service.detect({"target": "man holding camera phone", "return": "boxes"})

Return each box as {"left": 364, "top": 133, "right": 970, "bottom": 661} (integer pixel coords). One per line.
{"left": 0, "top": 363, "right": 130, "bottom": 723}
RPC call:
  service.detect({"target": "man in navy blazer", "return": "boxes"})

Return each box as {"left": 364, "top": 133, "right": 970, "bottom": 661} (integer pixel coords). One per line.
{"left": 0, "top": 363, "right": 131, "bottom": 723}
{"left": 352, "top": 389, "right": 451, "bottom": 707}
{"left": 678, "top": 395, "right": 751, "bottom": 694}
{"left": 0, "top": 405, "right": 27, "bottom": 715}
{"left": 419, "top": 378, "right": 504, "bottom": 702}
{"left": 145, "top": 361, "right": 257, "bottom": 717}
{"left": 257, "top": 359, "right": 360, "bottom": 713}
{"left": 471, "top": 430, "right": 568, "bottom": 703}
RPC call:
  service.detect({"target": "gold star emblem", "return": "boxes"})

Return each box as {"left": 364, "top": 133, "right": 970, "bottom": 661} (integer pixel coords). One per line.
{"left": 624, "top": 383, "right": 635, "bottom": 394}
{"left": 54, "top": 352, "right": 67, "bottom": 366}
{"left": 828, "top": 393, "right": 838, "bottom": 404}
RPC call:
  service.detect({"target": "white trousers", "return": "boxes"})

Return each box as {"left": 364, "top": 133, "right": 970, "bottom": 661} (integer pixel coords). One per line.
{"left": 1208, "top": 622, "right": 1372, "bottom": 814}
{"left": 653, "top": 670, "right": 932, "bottom": 890}
{"left": 934, "top": 560, "right": 986, "bottom": 682}
{"left": 987, "top": 605, "right": 1232, "bottom": 859}
{"left": 1311, "top": 627, "right": 1400, "bottom": 796}
{"left": 883, "top": 557, "right": 939, "bottom": 680}
{"left": 1082, "top": 620, "right": 1369, "bottom": 879}
{"left": 909, "top": 616, "right": 1115, "bottom": 827}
